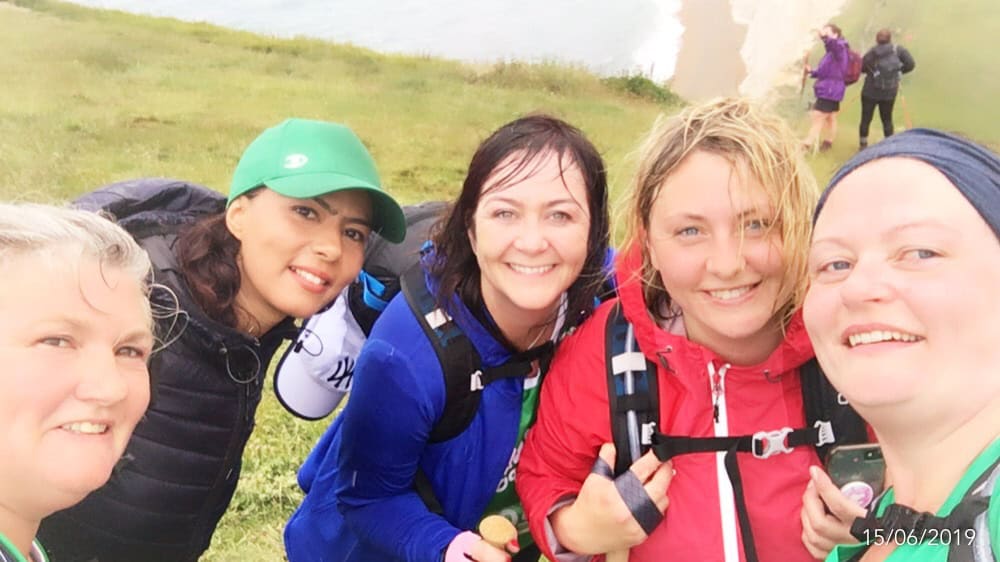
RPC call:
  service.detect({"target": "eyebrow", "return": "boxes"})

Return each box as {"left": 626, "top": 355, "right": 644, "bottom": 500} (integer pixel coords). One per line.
{"left": 119, "top": 329, "right": 156, "bottom": 346}
{"left": 482, "top": 196, "right": 583, "bottom": 209}
{"left": 41, "top": 316, "right": 154, "bottom": 345}
{"left": 884, "top": 219, "right": 960, "bottom": 237}
{"left": 812, "top": 219, "right": 960, "bottom": 247}
{"left": 312, "top": 197, "right": 374, "bottom": 229}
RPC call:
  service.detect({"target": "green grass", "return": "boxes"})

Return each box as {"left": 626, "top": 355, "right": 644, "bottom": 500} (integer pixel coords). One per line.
{"left": 1, "top": 0, "right": 996, "bottom": 560}
{"left": 0, "top": 1, "right": 673, "bottom": 560}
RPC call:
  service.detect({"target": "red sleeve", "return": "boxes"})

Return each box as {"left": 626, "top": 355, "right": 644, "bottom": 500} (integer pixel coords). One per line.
{"left": 517, "top": 301, "right": 616, "bottom": 561}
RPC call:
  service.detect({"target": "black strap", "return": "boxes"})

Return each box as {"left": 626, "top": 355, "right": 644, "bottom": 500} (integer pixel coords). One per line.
{"left": 414, "top": 468, "right": 444, "bottom": 515}
{"left": 800, "top": 358, "right": 869, "bottom": 460}
{"left": 401, "top": 264, "right": 483, "bottom": 443}
{"left": 849, "top": 454, "right": 1000, "bottom": 562}
{"left": 725, "top": 445, "right": 760, "bottom": 562}
{"left": 604, "top": 302, "right": 660, "bottom": 476}
{"left": 650, "top": 425, "right": 828, "bottom": 461}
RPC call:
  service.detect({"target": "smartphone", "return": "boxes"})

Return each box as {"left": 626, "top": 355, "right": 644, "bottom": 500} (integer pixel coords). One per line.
{"left": 825, "top": 444, "right": 885, "bottom": 508}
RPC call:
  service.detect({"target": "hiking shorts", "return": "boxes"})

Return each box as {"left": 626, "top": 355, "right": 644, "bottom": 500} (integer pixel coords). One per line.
{"left": 814, "top": 98, "right": 841, "bottom": 113}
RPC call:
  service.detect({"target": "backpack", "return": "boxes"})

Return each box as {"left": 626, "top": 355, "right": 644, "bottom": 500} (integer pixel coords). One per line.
{"left": 845, "top": 46, "right": 864, "bottom": 85}
{"left": 603, "top": 301, "right": 870, "bottom": 562}
{"left": 872, "top": 45, "right": 903, "bottom": 90}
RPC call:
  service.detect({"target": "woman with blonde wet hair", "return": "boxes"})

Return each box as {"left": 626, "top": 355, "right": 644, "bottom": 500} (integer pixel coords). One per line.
{"left": 0, "top": 204, "right": 154, "bottom": 562}
{"left": 519, "top": 97, "right": 867, "bottom": 562}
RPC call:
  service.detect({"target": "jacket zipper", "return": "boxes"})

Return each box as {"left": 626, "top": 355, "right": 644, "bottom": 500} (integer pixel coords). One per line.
{"left": 708, "top": 361, "right": 740, "bottom": 562}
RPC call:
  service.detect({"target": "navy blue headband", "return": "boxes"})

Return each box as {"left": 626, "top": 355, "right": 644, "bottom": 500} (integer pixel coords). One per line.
{"left": 815, "top": 128, "right": 1000, "bottom": 239}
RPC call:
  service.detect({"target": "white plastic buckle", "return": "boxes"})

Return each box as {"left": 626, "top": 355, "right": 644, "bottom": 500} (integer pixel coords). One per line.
{"left": 814, "top": 420, "right": 836, "bottom": 447}
{"left": 752, "top": 427, "right": 793, "bottom": 459}
{"left": 640, "top": 421, "right": 657, "bottom": 446}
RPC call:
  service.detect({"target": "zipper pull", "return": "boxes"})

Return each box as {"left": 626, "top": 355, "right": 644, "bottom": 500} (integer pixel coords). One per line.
{"left": 711, "top": 372, "right": 722, "bottom": 423}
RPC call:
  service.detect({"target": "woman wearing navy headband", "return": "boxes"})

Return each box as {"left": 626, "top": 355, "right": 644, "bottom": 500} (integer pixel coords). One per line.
{"left": 802, "top": 129, "right": 1000, "bottom": 561}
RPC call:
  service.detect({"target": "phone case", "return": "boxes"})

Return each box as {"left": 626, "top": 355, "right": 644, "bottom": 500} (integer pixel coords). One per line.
{"left": 826, "top": 445, "right": 885, "bottom": 508}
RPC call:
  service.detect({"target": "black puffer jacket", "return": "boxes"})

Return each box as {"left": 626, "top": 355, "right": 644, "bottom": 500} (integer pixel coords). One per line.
{"left": 39, "top": 179, "right": 295, "bottom": 562}
{"left": 861, "top": 42, "right": 916, "bottom": 101}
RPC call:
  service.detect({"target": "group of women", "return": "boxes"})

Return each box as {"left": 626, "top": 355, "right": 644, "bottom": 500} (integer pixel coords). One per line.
{"left": 1, "top": 95, "right": 997, "bottom": 562}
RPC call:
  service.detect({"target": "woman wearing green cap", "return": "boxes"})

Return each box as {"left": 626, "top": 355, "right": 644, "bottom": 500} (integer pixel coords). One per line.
{"left": 37, "top": 118, "right": 406, "bottom": 562}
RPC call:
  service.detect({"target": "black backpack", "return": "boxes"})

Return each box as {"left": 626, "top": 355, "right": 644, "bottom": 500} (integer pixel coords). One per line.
{"left": 872, "top": 46, "right": 904, "bottom": 90}
{"left": 346, "top": 200, "right": 448, "bottom": 335}
{"left": 603, "top": 301, "right": 870, "bottom": 562}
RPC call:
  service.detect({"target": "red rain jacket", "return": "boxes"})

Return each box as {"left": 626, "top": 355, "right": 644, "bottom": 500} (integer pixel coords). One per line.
{"left": 518, "top": 244, "right": 820, "bottom": 562}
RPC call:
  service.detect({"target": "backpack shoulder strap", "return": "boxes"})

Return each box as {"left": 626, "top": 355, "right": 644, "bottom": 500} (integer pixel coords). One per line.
{"left": 400, "top": 264, "right": 549, "bottom": 443}
{"left": 604, "top": 301, "right": 660, "bottom": 476}
{"left": 848, "top": 454, "right": 1000, "bottom": 561}
{"left": 800, "top": 358, "right": 869, "bottom": 461}
{"left": 400, "top": 264, "right": 483, "bottom": 443}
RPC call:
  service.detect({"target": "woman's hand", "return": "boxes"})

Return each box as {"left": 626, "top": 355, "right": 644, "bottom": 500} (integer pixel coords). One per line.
{"left": 445, "top": 530, "right": 518, "bottom": 562}
{"left": 800, "top": 466, "right": 866, "bottom": 559}
{"left": 550, "top": 443, "right": 673, "bottom": 554}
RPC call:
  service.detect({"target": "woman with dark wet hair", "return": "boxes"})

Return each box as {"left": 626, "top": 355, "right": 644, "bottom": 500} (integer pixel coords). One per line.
{"left": 285, "top": 114, "right": 611, "bottom": 562}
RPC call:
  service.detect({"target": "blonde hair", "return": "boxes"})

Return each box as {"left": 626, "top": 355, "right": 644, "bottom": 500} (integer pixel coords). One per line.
{"left": 620, "top": 97, "right": 818, "bottom": 325}
{"left": 0, "top": 203, "right": 153, "bottom": 324}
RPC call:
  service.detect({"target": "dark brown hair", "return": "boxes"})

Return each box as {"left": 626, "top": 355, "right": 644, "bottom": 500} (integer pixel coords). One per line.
{"left": 876, "top": 28, "right": 892, "bottom": 45}
{"left": 430, "top": 114, "right": 610, "bottom": 334}
{"left": 175, "top": 191, "right": 259, "bottom": 330}
{"left": 827, "top": 23, "right": 842, "bottom": 38}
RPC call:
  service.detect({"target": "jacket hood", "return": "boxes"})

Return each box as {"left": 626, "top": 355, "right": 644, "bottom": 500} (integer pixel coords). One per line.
{"left": 74, "top": 177, "right": 226, "bottom": 237}
{"left": 614, "top": 243, "right": 814, "bottom": 377}
{"left": 75, "top": 178, "right": 295, "bottom": 355}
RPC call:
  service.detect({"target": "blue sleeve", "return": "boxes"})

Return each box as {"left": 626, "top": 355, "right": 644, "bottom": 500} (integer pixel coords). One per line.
{"left": 334, "top": 337, "right": 458, "bottom": 562}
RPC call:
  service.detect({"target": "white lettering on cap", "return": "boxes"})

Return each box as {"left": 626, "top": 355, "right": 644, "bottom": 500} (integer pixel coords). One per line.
{"left": 284, "top": 154, "right": 309, "bottom": 169}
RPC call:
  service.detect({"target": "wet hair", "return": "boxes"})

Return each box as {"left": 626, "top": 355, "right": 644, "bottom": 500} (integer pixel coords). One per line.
{"left": 876, "top": 29, "right": 892, "bottom": 45}
{"left": 0, "top": 203, "right": 153, "bottom": 325}
{"left": 174, "top": 190, "right": 260, "bottom": 330}
{"left": 430, "top": 114, "right": 610, "bottom": 334}
{"left": 621, "top": 97, "right": 818, "bottom": 325}
{"left": 826, "top": 23, "right": 842, "bottom": 38}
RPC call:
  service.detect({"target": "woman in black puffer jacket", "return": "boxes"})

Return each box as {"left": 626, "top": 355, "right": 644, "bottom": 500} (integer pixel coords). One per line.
{"left": 38, "top": 118, "right": 405, "bottom": 562}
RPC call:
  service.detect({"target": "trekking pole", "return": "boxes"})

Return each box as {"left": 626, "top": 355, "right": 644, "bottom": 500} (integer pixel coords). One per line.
{"left": 799, "top": 51, "right": 810, "bottom": 100}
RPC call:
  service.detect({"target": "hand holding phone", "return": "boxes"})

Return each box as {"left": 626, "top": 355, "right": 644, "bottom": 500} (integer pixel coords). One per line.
{"left": 826, "top": 444, "right": 885, "bottom": 509}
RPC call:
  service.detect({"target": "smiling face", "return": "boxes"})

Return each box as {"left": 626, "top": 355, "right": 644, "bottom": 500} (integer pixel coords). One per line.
{"left": 804, "top": 158, "right": 1000, "bottom": 419}
{"left": 646, "top": 150, "right": 786, "bottom": 361}
{"left": 226, "top": 188, "right": 373, "bottom": 332}
{"left": 0, "top": 254, "right": 152, "bottom": 517}
{"left": 469, "top": 150, "right": 591, "bottom": 332}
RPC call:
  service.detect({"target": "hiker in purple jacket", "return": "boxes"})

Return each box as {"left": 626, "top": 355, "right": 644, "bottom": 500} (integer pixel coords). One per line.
{"left": 803, "top": 24, "right": 849, "bottom": 152}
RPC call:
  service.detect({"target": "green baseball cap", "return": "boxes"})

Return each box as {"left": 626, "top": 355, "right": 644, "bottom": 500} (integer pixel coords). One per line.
{"left": 229, "top": 118, "right": 406, "bottom": 243}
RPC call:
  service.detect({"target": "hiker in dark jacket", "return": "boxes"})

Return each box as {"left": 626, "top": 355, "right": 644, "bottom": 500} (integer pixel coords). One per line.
{"left": 803, "top": 24, "right": 850, "bottom": 153}
{"left": 858, "top": 28, "right": 916, "bottom": 149}
{"left": 37, "top": 119, "right": 405, "bottom": 562}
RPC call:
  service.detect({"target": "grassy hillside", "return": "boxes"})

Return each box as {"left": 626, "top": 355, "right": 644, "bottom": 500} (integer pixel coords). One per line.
{"left": 0, "top": 1, "right": 674, "bottom": 560}
{"left": 0, "top": 0, "right": 675, "bottom": 206}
